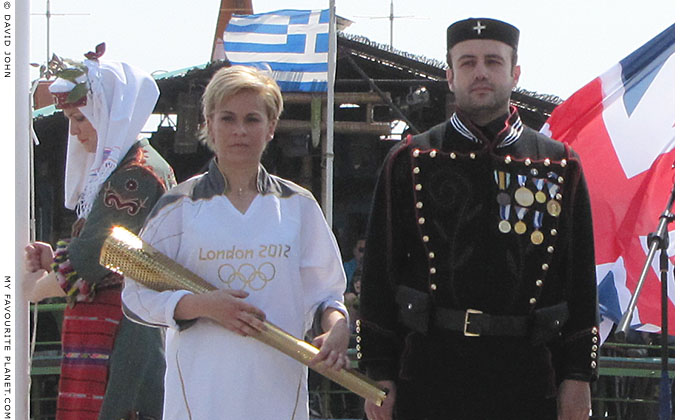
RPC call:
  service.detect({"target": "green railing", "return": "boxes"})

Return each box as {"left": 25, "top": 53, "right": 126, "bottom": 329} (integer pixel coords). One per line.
{"left": 591, "top": 341, "right": 674, "bottom": 419}
{"left": 30, "top": 303, "right": 674, "bottom": 419}
{"left": 29, "top": 303, "right": 65, "bottom": 420}
{"left": 599, "top": 342, "right": 675, "bottom": 378}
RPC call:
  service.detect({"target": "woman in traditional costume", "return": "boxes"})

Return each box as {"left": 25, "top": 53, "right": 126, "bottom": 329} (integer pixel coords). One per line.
{"left": 25, "top": 45, "right": 175, "bottom": 420}
{"left": 121, "top": 65, "right": 350, "bottom": 420}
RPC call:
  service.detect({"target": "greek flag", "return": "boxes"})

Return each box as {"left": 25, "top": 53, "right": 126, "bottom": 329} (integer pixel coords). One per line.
{"left": 224, "top": 9, "right": 330, "bottom": 92}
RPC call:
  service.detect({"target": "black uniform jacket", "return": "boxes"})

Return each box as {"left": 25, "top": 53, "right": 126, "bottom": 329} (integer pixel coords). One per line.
{"left": 358, "top": 109, "right": 599, "bottom": 410}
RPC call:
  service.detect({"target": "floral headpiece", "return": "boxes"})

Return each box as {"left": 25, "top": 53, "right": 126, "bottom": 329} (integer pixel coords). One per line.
{"left": 42, "top": 43, "right": 106, "bottom": 109}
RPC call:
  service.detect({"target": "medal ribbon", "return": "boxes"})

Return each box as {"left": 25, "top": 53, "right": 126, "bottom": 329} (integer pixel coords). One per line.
{"left": 517, "top": 174, "right": 527, "bottom": 188}
{"left": 494, "top": 170, "right": 510, "bottom": 190}
{"left": 532, "top": 178, "right": 545, "bottom": 193}
{"left": 531, "top": 211, "right": 545, "bottom": 245}
{"left": 533, "top": 210, "right": 543, "bottom": 230}
{"left": 500, "top": 203, "right": 511, "bottom": 220}
{"left": 546, "top": 176, "right": 560, "bottom": 199}
{"left": 515, "top": 206, "right": 528, "bottom": 222}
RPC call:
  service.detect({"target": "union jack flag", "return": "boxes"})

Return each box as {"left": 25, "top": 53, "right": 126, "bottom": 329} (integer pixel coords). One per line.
{"left": 542, "top": 25, "right": 675, "bottom": 337}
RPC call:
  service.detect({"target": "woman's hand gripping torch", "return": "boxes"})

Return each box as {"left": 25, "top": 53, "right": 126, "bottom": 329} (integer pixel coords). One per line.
{"left": 99, "top": 226, "right": 388, "bottom": 406}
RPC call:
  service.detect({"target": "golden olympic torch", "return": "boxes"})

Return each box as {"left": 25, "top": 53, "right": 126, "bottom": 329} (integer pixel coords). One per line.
{"left": 99, "top": 226, "right": 387, "bottom": 406}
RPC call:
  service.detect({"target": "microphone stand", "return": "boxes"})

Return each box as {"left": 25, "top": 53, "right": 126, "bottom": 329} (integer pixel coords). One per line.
{"left": 658, "top": 226, "right": 672, "bottom": 420}
{"left": 614, "top": 185, "right": 674, "bottom": 419}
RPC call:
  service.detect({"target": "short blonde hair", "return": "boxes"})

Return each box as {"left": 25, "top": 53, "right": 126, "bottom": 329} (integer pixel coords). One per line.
{"left": 199, "top": 66, "right": 284, "bottom": 150}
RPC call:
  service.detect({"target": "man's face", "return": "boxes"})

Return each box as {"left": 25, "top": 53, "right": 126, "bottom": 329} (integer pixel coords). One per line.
{"left": 446, "top": 39, "right": 520, "bottom": 124}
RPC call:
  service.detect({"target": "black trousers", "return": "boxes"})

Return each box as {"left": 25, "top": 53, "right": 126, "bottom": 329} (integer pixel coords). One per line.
{"left": 389, "top": 332, "right": 559, "bottom": 420}
{"left": 394, "top": 378, "right": 557, "bottom": 420}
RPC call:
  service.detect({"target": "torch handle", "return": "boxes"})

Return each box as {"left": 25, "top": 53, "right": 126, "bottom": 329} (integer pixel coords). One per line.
{"left": 100, "top": 227, "right": 388, "bottom": 406}
{"left": 257, "top": 320, "right": 387, "bottom": 405}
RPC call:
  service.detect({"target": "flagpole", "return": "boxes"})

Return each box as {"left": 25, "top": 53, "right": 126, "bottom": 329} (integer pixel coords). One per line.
{"left": 16, "top": 1, "right": 32, "bottom": 418}
{"left": 323, "top": 0, "right": 336, "bottom": 227}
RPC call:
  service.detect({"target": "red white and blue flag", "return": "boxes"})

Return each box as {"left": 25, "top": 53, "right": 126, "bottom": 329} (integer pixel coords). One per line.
{"left": 541, "top": 25, "right": 675, "bottom": 337}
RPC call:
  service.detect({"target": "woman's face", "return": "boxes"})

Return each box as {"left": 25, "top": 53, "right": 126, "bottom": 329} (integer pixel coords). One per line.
{"left": 206, "top": 90, "right": 277, "bottom": 169}
{"left": 64, "top": 108, "right": 98, "bottom": 153}
{"left": 353, "top": 278, "right": 361, "bottom": 294}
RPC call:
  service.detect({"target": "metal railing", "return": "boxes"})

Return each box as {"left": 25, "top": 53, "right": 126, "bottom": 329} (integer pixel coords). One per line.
{"left": 30, "top": 303, "right": 674, "bottom": 419}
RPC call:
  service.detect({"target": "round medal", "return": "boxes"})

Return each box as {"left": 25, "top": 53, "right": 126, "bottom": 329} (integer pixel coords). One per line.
{"left": 531, "top": 230, "right": 544, "bottom": 245}
{"left": 547, "top": 199, "right": 562, "bottom": 217}
{"left": 514, "top": 220, "right": 527, "bottom": 235}
{"left": 535, "top": 191, "right": 547, "bottom": 204}
{"left": 496, "top": 192, "right": 511, "bottom": 206}
{"left": 514, "top": 186, "right": 535, "bottom": 207}
{"left": 498, "top": 220, "right": 512, "bottom": 233}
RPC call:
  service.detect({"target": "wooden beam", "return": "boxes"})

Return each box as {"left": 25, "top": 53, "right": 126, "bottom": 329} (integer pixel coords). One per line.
{"left": 282, "top": 91, "right": 391, "bottom": 105}
{"left": 277, "top": 120, "right": 390, "bottom": 135}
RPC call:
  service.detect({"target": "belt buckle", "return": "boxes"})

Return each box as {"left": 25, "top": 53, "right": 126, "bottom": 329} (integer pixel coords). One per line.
{"left": 463, "top": 309, "right": 482, "bottom": 337}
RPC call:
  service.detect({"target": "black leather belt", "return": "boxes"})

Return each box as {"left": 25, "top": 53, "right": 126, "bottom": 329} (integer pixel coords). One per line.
{"left": 433, "top": 307, "right": 530, "bottom": 337}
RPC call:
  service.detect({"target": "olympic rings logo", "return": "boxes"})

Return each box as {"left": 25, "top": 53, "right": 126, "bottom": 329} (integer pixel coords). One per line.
{"left": 217, "top": 262, "right": 277, "bottom": 291}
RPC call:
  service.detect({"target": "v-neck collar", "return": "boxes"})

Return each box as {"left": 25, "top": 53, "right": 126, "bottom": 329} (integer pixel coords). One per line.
{"left": 449, "top": 105, "right": 524, "bottom": 148}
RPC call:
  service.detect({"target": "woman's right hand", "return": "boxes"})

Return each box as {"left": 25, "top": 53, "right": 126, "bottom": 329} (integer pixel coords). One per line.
{"left": 24, "top": 242, "right": 54, "bottom": 273}
{"left": 174, "top": 289, "right": 267, "bottom": 336}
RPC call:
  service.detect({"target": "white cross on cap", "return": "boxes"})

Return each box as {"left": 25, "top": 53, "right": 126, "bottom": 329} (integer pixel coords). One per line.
{"left": 473, "top": 20, "right": 486, "bottom": 35}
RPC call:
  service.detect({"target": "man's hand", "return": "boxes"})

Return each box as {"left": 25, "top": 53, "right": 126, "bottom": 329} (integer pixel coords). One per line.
{"left": 557, "top": 379, "right": 591, "bottom": 420}
{"left": 365, "top": 380, "right": 395, "bottom": 420}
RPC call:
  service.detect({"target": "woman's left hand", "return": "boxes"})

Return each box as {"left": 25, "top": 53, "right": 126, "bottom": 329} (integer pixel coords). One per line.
{"left": 309, "top": 315, "right": 350, "bottom": 371}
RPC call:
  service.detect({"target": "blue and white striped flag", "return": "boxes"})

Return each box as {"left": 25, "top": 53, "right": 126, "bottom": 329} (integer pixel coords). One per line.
{"left": 224, "top": 9, "right": 330, "bottom": 92}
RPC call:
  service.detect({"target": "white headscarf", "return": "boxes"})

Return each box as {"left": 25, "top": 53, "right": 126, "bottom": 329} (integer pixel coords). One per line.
{"left": 55, "top": 59, "right": 159, "bottom": 219}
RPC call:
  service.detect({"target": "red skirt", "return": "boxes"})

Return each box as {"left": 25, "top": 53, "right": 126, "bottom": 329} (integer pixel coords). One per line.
{"left": 56, "top": 288, "right": 123, "bottom": 420}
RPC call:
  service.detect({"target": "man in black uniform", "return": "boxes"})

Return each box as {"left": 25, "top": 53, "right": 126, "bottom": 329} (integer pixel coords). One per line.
{"left": 359, "top": 17, "right": 599, "bottom": 420}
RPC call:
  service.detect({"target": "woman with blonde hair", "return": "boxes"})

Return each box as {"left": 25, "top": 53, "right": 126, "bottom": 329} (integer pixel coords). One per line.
{"left": 122, "top": 65, "right": 350, "bottom": 420}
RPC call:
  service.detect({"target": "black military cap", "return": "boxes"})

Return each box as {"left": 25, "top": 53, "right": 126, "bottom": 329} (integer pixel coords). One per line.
{"left": 447, "top": 18, "right": 520, "bottom": 50}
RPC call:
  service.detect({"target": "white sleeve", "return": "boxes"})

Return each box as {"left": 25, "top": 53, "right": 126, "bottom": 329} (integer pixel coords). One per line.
{"left": 299, "top": 197, "right": 348, "bottom": 330}
{"left": 121, "top": 199, "right": 193, "bottom": 331}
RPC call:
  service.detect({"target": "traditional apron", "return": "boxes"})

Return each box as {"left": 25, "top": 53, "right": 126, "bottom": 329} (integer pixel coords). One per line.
{"left": 56, "top": 288, "right": 122, "bottom": 420}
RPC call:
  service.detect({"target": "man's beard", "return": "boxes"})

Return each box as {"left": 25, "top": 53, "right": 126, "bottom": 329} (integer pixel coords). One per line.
{"left": 455, "top": 86, "right": 512, "bottom": 123}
